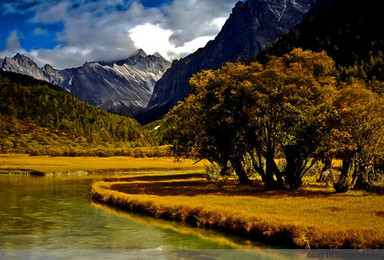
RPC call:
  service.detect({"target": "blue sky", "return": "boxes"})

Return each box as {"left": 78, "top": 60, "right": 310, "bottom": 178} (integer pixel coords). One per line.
{"left": 0, "top": 0, "right": 239, "bottom": 68}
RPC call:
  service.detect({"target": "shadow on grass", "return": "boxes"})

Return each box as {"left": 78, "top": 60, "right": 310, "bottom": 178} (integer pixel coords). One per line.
{"left": 106, "top": 173, "right": 334, "bottom": 198}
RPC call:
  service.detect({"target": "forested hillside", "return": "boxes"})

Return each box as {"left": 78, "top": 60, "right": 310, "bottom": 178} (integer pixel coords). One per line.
{"left": 257, "top": 0, "right": 384, "bottom": 88}
{"left": 0, "top": 71, "right": 162, "bottom": 156}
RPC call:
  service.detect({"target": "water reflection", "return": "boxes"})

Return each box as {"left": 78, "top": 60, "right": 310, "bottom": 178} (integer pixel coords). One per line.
{"left": 91, "top": 202, "right": 267, "bottom": 250}
{"left": 0, "top": 175, "right": 264, "bottom": 250}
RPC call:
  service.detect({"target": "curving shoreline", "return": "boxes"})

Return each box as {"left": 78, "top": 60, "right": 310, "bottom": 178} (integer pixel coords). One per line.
{"left": 91, "top": 173, "right": 384, "bottom": 249}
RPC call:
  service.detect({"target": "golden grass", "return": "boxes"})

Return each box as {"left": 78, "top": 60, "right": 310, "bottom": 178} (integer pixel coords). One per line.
{"left": 0, "top": 154, "right": 205, "bottom": 175}
{"left": 92, "top": 173, "right": 384, "bottom": 249}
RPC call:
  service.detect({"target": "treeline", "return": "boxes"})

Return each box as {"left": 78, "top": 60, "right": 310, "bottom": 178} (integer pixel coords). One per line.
{"left": 165, "top": 49, "right": 384, "bottom": 192}
{"left": 0, "top": 71, "right": 164, "bottom": 156}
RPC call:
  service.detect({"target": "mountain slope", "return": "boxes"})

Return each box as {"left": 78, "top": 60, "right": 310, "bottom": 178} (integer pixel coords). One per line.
{"left": 256, "top": 0, "right": 384, "bottom": 81}
{"left": 142, "top": 0, "right": 330, "bottom": 123}
{"left": 0, "top": 70, "right": 155, "bottom": 155}
{"left": 1, "top": 50, "right": 171, "bottom": 117}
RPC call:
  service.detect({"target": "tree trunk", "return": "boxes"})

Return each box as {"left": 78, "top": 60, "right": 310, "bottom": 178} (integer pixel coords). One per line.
{"left": 284, "top": 164, "right": 303, "bottom": 189}
{"left": 318, "top": 157, "right": 332, "bottom": 182}
{"left": 249, "top": 152, "right": 278, "bottom": 189}
{"left": 354, "top": 162, "right": 372, "bottom": 191}
{"left": 334, "top": 157, "right": 352, "bottom": 193}
{"left": 261, "top": 173, "right": 278, "bottom": 189}
{"left": 351, "top": 161, "right": 359, "bottom": 187}
{"left": 230, "top": 157, "right": 252, "bottom": 185}
{"left": 265, "top": 153, "right": 281, "bottom": 189}
{"left": 284, "top": 146, "right": 304, "bottom": 190}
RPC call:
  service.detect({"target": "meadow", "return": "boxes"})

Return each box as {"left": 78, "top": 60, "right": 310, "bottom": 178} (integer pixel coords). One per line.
{"left": 0, "top": 154, "right": 205, "bottom": 175}
{"left": 92, "top": 172, "right": 384, "bottom": 249}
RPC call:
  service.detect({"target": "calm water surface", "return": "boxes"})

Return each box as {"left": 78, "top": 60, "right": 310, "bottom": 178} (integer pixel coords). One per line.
{"left": 0, "top": 174, "right": 266, "bottom": 251}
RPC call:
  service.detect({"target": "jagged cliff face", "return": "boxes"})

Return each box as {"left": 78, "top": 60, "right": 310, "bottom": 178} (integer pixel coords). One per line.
{"left": 2, "top": 53, "right": 48, "bottom": 81}
{"left": 143, "top": 0, "right": 329, "bottom": 123}
{"left": 1, "top": 50, "right": 170, "bottom": 116}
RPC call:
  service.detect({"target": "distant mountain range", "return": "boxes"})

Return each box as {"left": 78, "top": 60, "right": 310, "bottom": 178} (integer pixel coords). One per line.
{"left": 1, "top": 50, "right": 170, "bottom": 117}
{"left": 139, "top": 0, "right": 331, "bottom": 123}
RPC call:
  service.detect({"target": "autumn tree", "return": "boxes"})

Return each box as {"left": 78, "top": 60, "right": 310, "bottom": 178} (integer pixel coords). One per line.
{"left": 165, "top": 63, "right": 257, "bottom": 184}
{"left": 247, "top": 49, "right": 337, "bottom": 189}
{"left": 165, "top": 48, "right": 338, "bottom": 189}
{"left": 331, "top": 82, "right": 384, "bottom": 192}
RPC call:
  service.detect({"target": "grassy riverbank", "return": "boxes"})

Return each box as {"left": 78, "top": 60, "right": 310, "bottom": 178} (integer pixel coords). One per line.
{"left": 0, "top": 154, "right": 205, "bottom": 175}
{"left": 92, "top": 172, "right": 384, "bottom": 249}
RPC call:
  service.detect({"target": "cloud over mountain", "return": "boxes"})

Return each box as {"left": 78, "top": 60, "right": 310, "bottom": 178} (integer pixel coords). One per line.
{"left": 0, "top": 0, "right": 239, "bottom": 69}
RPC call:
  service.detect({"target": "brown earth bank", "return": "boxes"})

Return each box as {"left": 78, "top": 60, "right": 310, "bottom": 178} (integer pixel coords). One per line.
{"left": 91, "top": 172, "right": 384, "bottom": 249}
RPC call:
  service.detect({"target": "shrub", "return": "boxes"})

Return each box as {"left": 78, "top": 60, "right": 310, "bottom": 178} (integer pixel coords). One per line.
{"left": 204, "top": 162, "right": 222, "bottom": 181}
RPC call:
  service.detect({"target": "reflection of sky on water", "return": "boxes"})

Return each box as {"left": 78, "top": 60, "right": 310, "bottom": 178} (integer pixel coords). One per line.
{"left": 0, "top": 175, "right": 262, "bottom": 250}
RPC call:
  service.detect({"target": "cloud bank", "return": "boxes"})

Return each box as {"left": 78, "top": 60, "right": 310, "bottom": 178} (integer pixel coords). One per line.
{"left": 0, "top": 0, "right": 238, "bottom": 69}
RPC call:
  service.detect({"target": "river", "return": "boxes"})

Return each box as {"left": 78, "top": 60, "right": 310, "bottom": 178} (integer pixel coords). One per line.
{"left": 0, "top": 174, "right": 287, "bottom": 259}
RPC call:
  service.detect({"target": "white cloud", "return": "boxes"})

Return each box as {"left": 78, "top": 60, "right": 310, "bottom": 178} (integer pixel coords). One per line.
{"left": 212, "top": 17, "right": 228, "bottom": 29}
{"left": 162, "top": 0, "right": 236, "bottom": 47}
{"left": 6, "top": 31, "right": 22, "bottom": 51}
{"left": 129, "top": 23, "right": 217, "bottom": 60}
{"left": 1, "top": 0, "right": 238, "bottom": 69}
{"left": 33, "top": 27, "right": 49, "bottom": 36}
{"left": 129, "top": 23, "right": 173, "bottom": 58}
{"left": 0, "top": 31, "right": 27, "bottom": 62}
{"left": 31, "top": 1, "right": 72, "bottom": 24}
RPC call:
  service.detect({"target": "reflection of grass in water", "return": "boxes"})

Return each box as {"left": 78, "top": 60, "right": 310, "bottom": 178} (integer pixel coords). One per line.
{"left": 92, "top": 173, "right": 384, "bottom": 249}
{"left": 0, "top": 215, "right": 55, "bottom": 236}
{"left": 91, "top": 201, "right": 268, "bottom": 250}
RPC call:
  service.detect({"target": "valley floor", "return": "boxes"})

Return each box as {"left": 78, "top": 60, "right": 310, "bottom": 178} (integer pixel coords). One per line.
{"left": 2, "top": 154, "right": 383, "bottom": 249}
{"left": 92, "top": 172, "right": 384, "bottom": 249}
{"left": 0, "top": 154, "right": 205, "bottom": 176}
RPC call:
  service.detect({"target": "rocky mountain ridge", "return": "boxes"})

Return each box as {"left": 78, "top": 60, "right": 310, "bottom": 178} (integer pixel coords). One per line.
{"left": 1, "top": 50, "right": 171, "bottom": 116}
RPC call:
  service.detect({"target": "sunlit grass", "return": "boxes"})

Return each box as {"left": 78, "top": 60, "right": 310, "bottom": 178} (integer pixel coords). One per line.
{"left": 92, "top": 173, "right": 384, "bottom": 249}
{"left": 0, "top": 154, "right": 205, "bottom": 175}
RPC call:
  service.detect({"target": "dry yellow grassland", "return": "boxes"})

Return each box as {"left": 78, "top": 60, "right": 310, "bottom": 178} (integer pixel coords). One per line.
{"left": 0, "top": 154, "right": 205, "bottom": 175}
{"left": 92, "top": 173, "right": 384, "bottom": 249}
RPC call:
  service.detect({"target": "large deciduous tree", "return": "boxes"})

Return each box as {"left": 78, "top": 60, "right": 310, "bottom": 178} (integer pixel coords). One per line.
{"left": 165, "top": 49, "right": 338, "bottom": 188}
{"left": 331, "top": 82, "right": 384, "bottom": 192}
{"left": 247, "top": 49, "right": 337, "bottom": 189}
